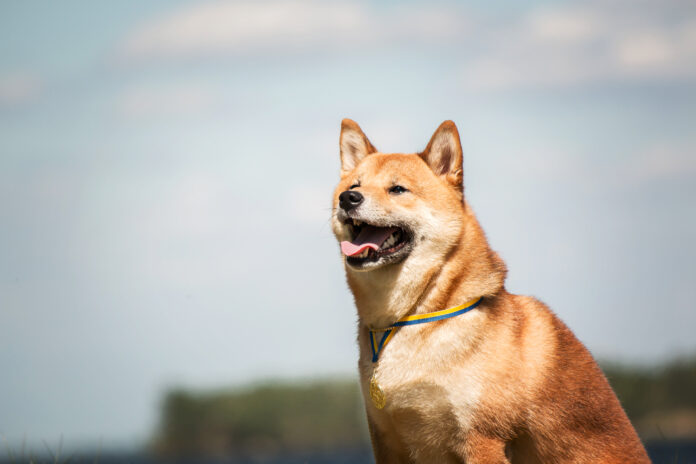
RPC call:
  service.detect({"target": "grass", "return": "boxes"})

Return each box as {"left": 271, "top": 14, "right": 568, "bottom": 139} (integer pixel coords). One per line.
{"left": 0, "top": 434, "right": 103, "bottom": 464}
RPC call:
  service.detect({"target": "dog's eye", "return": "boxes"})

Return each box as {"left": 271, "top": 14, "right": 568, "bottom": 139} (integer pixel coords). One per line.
{"left": 349, "top": 183, "right": 360, "bottom": 189}
{"left": 389, "top": 185, "right": 408, "bottom": 194}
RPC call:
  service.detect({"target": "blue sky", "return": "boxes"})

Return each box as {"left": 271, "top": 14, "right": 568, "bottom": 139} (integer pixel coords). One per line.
{"left": 1, "top": 0, "right": 695, "bottom": 451}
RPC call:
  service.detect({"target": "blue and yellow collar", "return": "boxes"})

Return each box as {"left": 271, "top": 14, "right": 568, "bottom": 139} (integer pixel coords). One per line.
{"left": 368, "top": 297, "right": 482, "bottom": 363}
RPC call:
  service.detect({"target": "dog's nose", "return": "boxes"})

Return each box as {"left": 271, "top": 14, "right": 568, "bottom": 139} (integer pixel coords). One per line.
{"left": 339, "top": 190, "right": 364, "bottom": 211}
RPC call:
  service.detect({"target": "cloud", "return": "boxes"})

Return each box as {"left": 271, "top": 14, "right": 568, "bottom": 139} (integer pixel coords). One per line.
{"left": 526, "top": 7, "right": 602, "bottom": 44}
{"left": 625, "top": 142, "right": 696, "bottom": 184}
{"left": 116, "top": 81, "right": 218, "bottom": 118}
{"left": 0, "top": 72, "right": 41, "bottom": 106}
{"left": 116, "top": 0, "right": 696, "bottom": 90}
{"left": 460, "top": 0, "right": 696, "bottom": 91}
{"left": 116, "top": 0, "right": 466, "bottom": 61}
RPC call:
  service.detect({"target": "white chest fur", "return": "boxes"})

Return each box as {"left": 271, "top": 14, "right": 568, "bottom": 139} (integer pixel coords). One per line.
{"left": 358, "top": 312, "right": 486, "bottom": 457}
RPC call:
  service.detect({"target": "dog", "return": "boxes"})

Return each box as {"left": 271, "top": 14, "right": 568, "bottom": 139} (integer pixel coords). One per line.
{"left": 331, "top": 119, "right": 650, "bottom": 463}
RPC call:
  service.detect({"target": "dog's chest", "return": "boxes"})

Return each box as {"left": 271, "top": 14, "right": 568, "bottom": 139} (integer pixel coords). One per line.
{"left": 360, "top": 324, "right": 484, "bottom": 456}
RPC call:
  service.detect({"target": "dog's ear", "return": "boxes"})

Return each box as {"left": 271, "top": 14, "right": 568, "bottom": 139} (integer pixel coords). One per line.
{"left": 419, "top": 120, "right": 463, "bottom": 188}
{"left": 340, "top": 119, "right": 377, "bottom": 175}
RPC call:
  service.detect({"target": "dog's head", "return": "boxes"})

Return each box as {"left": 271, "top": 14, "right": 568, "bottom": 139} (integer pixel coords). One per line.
{"left": 331, "top": 119, "right": 467, "bottom": 273}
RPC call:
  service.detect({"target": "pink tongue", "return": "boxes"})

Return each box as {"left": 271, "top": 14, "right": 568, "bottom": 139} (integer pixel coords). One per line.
{"left": 341, "top": 226, "right": 398, "bottom": 257}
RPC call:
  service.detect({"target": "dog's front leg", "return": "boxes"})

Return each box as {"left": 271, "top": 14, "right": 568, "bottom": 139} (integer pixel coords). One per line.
{"left": 366, "top": 415, "right": 414, "bottom": 464}
{"left": 459, "top": 432, "right": 510, "bottom": 464}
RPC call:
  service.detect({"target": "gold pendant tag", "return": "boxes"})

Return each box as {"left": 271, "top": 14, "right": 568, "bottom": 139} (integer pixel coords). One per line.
{"left": 369, "top": 375, "right": 386, "bottom": 409}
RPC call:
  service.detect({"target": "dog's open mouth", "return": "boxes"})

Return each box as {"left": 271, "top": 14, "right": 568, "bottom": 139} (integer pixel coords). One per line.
{"left": 341, "top": 219, "right": 411, "bottom": 268}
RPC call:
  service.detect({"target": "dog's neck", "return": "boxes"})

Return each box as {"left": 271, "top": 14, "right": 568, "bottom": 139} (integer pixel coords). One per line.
{"left": 346, "top": 203, "right": 507, "bottom": 329}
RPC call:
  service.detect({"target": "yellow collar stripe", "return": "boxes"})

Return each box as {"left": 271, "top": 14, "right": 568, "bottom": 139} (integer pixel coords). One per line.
{"left": 369, "top": 297, "right": 482, "bottom": 363}
{"left": 393, "top": 297, "right": 482, "bottom": 326}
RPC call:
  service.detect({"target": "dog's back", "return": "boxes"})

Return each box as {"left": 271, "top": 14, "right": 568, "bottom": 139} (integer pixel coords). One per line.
{"left": 464, "top": 293, "right": 648, "bottom": 462}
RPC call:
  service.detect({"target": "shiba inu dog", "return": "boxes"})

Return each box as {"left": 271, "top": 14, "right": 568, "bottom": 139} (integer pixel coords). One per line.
{"left": 331, "top": 119, "right": 650, "bottom": 463}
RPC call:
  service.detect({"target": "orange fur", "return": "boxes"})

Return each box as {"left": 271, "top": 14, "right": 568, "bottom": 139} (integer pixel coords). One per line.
{"left": 331, "top": 119, "right": 650, "bottom": 463}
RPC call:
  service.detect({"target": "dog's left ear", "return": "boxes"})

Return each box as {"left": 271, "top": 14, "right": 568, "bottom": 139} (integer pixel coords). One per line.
{"left": 420, "top": 120, "right": 463, "bottom": 189}
{"left": 340, "top": 119, "right": 377, "bottom": 176}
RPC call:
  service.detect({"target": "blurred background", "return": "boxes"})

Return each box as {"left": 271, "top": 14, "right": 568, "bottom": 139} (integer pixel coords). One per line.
{"left": 1, "top": 0, "right": 695, "bottom": 462}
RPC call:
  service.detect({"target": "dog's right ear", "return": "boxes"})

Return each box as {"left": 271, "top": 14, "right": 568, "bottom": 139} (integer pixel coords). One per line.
{"left": 340, "top": 119, "right": 377, "bottom": 176}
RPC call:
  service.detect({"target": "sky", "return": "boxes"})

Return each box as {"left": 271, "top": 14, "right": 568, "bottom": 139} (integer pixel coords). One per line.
{"left": 1, "top": 0, "right": 695, "bottom": 452}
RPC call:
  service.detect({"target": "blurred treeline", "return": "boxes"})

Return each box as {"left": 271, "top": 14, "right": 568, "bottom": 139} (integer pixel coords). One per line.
{"left": 153, "top": 358, "right": 696, "bottom": 458}
{"left": 605, "top": 357, "right": 696, "bottom": 440}
{"left": 152, "top": 380, "right": 369, "bottom": 458}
